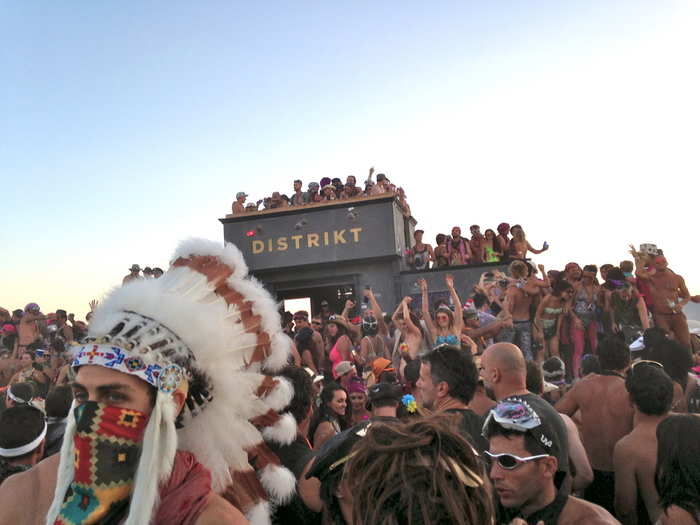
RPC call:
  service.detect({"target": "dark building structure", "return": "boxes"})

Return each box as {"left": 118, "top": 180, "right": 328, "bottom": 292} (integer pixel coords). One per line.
{"left": 220, "top": 195, "right": 508, "bottom": 315}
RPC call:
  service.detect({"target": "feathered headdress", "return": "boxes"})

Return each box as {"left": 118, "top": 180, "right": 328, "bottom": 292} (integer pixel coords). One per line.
{"left": 46, "top": 239, "right": 297, "bottom": 525}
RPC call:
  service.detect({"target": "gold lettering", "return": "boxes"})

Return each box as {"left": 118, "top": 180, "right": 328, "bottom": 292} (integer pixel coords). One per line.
{"left": 277, "top": 237, "right": 288, "bottom": 251}
{"left": 324, "top": 232, "right": 329, "bottom": 246}
{"left": 252, "top": 240, "right": 264, "bottom": 254}
{"left": 350, "top": 227, "right": 363, "bottom": 242}
{"left": 267, "top": 239, "right": 273, "bottom": 252}
{"left": 334, "top": 230, "right": 347, "bottom": 244}
{"left": 308, "top": 233, "right": 320, "bottom": 248}
{"left": 291, "top": 235, "right": 303, "bottom": 249}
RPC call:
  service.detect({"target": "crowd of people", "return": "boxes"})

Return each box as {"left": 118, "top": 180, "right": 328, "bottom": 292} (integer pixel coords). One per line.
{"left": 1, "top": 238, "right": 700, "bottom": 524}
{"left": 407, "top": 223, "right": 548, "bottom": 270}
{"left": 230, "top": 167, "right": 412, "bottom": 218}
{"left": 122, "top": 263, "right": 164, "bottom": 284}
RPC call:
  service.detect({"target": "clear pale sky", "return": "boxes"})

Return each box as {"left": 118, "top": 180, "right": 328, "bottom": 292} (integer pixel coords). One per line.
{"left": 2, "top": 1, "right": 698, "bottom": 320}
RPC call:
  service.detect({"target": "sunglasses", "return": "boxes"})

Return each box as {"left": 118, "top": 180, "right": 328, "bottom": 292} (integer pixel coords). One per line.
{"left": 293, "top": 317, "right": 307, "bottom": 322}
{"left": 483, "top": 400, "right": 541, "bottom": 432}
{"left": 311, "top": 321, "right": 321, "bottom": 325}
{"left": 484, "top": 451, "right": 550, "bottom": 470}
{"left": 631, "top": 360, "right": 664, "bottom": 371}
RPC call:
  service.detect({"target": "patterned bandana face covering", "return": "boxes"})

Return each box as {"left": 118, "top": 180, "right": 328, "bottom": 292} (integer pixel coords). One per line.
{"left": 55, "top": 402, "right": 149, "bottom": 525}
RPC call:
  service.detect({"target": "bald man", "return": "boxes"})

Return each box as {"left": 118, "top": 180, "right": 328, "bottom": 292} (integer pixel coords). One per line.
{"left": 480, "top": 343, "right": 570, "bottom": 480}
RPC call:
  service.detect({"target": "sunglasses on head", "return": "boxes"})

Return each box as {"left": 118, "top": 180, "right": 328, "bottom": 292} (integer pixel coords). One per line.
{"left": 631, "top": 360, "right": 664, "bottom": 371}
{"left": 483, "top": 400, "right": 542, "bottom": 433}
{"left": 484, "top": 451, "right": 550, "bottom": 470}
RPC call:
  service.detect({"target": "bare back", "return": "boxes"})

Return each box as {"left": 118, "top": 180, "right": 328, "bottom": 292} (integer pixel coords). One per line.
{"left": 506, "top": 285, "right": 532, "bottom": 321}
{"left": 557, "top": 374, "right": 633, "bottom": 471}
{"left": 614, "top": 422, "right": 663, "bottom": 523}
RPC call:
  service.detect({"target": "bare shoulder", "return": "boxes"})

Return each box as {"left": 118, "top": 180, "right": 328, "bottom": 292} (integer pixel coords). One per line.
{"left": 195, "top": 493, "right": 249, "bottom": 525}
{"left": 613, "top": 431, "right": 636, "bottom": 456}
{"left": 561, "top": 496, "right": 621, "bottom": 524}
{"left": 0, "top": 453, "right": 59, "bottom": 524}
{"left": 657, "top": 505, "right": 699, "bottom": 525}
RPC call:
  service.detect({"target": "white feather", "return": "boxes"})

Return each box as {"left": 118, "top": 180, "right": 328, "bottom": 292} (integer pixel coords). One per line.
{"left": 261, "top": 377, "right": 294, "bottom": 412}
{"left": 259, "top": 464, "right": 297, "bottom": 504}
{"left": 261, "top": 412, "right": 297, "bottom": 445}
{"left": 125, "top": 391, "right": 178, "bottom": 525}
{"left": 246, "top": 501, "right": 272, "bottom": 525}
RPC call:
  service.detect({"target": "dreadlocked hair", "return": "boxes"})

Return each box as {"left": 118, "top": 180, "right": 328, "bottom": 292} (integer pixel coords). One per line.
{"left": 343, "top": 416, "right": 494, "bottom": 525}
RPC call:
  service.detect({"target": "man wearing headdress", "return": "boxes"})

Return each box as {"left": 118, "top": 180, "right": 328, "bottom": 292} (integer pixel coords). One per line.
{"left": 0, "top": 239, "right": 299, "bottom": 525}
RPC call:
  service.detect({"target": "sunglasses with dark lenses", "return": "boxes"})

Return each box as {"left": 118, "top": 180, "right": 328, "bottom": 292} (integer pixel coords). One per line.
{"left": 311, "top": 321, "right": 322, "bottom": 325}
{"left": 484, "top": 451, "right": 550, "bottom": 470}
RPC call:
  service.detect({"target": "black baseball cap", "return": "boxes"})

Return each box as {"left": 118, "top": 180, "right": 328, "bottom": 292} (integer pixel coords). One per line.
{"left": 367, "top": 382, "right": 403, "bottom": 406}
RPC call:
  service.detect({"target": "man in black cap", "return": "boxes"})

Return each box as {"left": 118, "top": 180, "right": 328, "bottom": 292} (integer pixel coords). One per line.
{"left": 298, "top": 381, "right": 402, "bottom": 517}
{"left": 0, "top": 405, "right": 47, "bottom": 485}
{"left": 483, "top": 398, "right": 617, "bottom": 524}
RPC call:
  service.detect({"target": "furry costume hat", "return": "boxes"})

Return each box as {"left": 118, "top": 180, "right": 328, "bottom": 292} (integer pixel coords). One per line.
{"left": 46, "top": 239, "right": 297, "bottom": 525}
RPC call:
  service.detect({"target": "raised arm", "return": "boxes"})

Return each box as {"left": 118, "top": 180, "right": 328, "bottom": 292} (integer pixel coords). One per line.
{"left": 365, "top": 288, "right": 388, "bottom": 336}
{"left": 526, "top": 241, "right": 548, "bottom": 255}
{"left": 445, "top": 275, "right": 464, "bottom": 333}
{"left": 401, "top": 297, "right": 421, "bottom": 337}
{"left": 630, "top": 245, "right": 652, "bottom": 279}
{"left": 536, "top": 264, "right": 550, "bottom": 288}
{"left": 418, "top": 278, "right": 436, "bottom": 337}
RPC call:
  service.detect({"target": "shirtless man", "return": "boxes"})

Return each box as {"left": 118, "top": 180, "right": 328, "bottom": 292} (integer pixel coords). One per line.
{"left": 556, "top": 336, "right": 634, "bottom": 515}
{"left": 122, "top": 264, "right": 142, "bottom": 285}
{"left": 502, "top": 260, "right": 536, "bottom": 361}
{"left": 16, "top": 304, "right": 43, "bottom": 357}
{"left": 469, "top": 225, "right": 486, "bottom": 264}
{"left": 614, "top": 363, "right": 673, "bottom": 525}
{"left": 231, "top": 191, "right": 248, "bottom": 214}
{"left": 632, "top": 247, "right": 691, "bottom": 348}
{"left": 289, "top": 180, "right": 306, "bottom": 206}
{"left": 408, "top": 230, "right": 434, "bottom": 271}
